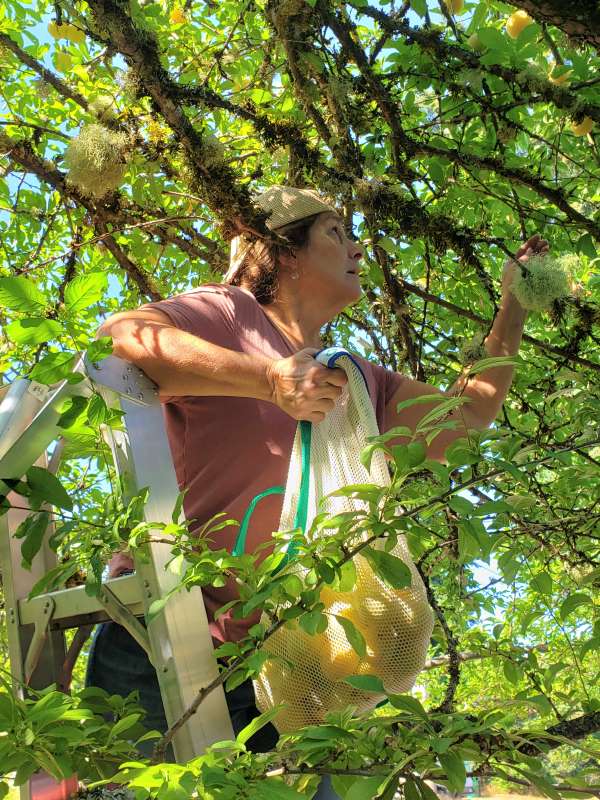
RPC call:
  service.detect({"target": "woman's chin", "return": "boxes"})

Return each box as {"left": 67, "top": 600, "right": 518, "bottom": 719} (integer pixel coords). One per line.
{"left": 321, "top": 277, "right": 363, "bottom": 315}
{"left": 346, "top": 277, "right": 363, "bottom": 303}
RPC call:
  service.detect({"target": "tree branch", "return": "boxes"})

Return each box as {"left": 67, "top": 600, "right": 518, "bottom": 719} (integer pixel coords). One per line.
{"left": 501, "top": 0, "right": 600, "bottom": 50}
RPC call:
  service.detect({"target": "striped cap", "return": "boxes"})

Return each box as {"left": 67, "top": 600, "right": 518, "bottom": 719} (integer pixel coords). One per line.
{"left": 225, "top": 186, "right": 337, "bottom": 282}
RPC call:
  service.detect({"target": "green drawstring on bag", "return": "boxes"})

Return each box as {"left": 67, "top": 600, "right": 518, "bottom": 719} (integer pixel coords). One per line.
{"left": 232, "top": 485, "right": 285, "bottom": 558}
{"left": 232, "top": 419, "right": 312, "bottom": 573}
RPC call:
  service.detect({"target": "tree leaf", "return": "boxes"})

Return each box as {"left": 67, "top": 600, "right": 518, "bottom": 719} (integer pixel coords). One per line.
{"left": 530, "top": 572, "right": 553, "bottom": 596}
{"left": 363, "top": 546, "right": 412, "bottom": 589}
{"left": 439, "top": 752, "right": 467, "bottom": 794}
{"left": 394, "top": 394, "right": 448, "bottom": 415}
{"left": 404, "top": 778, "right": 421, "bottom": 800}
{"left": 64, "top": 272, "right": 108, "bottom": 315}
{"left": 28, "top": 561, "right": 79, "bottom": 599}
{"left": 338, "top": 559, "right": 357, "bottom": 592}
{"left": 576, "top": 233, "right": 597, "bottom": 259}
{"left": 334, "top": 614, "right": 366, "bottom": 657}
{"left": 465, "top": 356, "right": 522, "bottom": 375}
{"left": 86, "top": 336, "right": 114, "bottom": 363}
{"left": 416, "top": 396, "right": 470, "bottom": 432}
{"left": 344, "top": 674, "right": 385, "bottom": 693}
{"left": 27, "top": 466, "right": 72, "bottom": 510}
{"left": 416, "top": 778, "right": 441, "bottom": 800}
{"left": 388, "top": 693, "right": 429, "bottom": 720}
{"left": 409, "top": 0, "right": 427, "bottom": 18}
{"left": 503, "top": 659, "right": 523, "bottom": 686}
{"left": 249, "top": 780, "right": 309, "bottom": 799}
{"left": 5, "top": 318, "right": 62, "bottom": 345}
{"left": 407, "top": 440, "right": 427, "bottom": 467}
{"left": 87, "top": 393, "right": 108, "bottom": 426}
{"left": 345, "top": 777, "right": 386, "bottom": 800}
{"left": 18, "top": 511, "right": 50, "bottom": 569}
{"left": 0, "top": 276, "right": 47, "bottom": 313}
{"left": 108, "top": 713, "right": 142, "bottom": 741}
{"left": 57, "top": 395, "right": 89, "bottom": 429}
{"left": 448, "top": 495, "right": 476, "bottom": 516}
{"left": 299, "top": 609, "right": 328, "bottom": 635}
{"left": 236, "top": 705, "right": 285, "bottom": 746}
{"left": 475, "top": 28, "right": 507, "bottom": 50}
{"left": 29, "top": 352, "right": 75, "bottom": 385}
{"left": 560, "top": 592, "right": 593, "bottom": 621}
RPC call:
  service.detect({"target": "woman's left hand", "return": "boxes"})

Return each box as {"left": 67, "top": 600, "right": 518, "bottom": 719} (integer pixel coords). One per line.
{"left": 501, "top": 234, "right": 550, "bottom": 301}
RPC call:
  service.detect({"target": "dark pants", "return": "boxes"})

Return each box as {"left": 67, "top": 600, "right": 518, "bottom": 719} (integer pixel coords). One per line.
{"left": 85, "top": 621, "right": 279, "bottom": 754}
{"left": 86, "top": 622, "right": 339, "bottom": 797}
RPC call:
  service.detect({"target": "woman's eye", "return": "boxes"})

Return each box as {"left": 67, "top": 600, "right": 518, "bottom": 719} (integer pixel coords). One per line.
{"left": 332, "top": 226, "right": 344, "bottom": 242}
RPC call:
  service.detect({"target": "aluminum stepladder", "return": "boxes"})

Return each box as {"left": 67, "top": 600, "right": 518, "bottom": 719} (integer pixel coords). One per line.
{"left": 0, "top": 354, "right": 235, "bottom": 800}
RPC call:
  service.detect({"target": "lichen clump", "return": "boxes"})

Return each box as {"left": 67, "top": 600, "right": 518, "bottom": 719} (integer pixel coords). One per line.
{"left": 64, "top": 123, "right": 128, "bottom": 199}
{"left": 202, "top": 133, "right": 226, "bottom": 166}
{"left": 511, "top": 253, "right": 573, "bottom": 312}
{"left": 460, "top": 331, "right": 487, "bottom": 365}
{"left": 77, "top": 788, "right": 134, "bottom": 800}
{"left": 88, "top": 95, "right": 116, "bottom": 122}
{"left": 515, "top": 64, "right": 546, "bottom": 93}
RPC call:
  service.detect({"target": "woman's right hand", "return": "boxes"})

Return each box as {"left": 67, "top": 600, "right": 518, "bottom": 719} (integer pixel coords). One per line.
{"left": 267, "top": 348, "right": 348, "bottom": 423}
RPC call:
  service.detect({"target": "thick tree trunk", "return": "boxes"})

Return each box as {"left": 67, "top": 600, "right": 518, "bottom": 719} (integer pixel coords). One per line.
{"left": 504, "top": 0, "right": 600, "bottom": 49}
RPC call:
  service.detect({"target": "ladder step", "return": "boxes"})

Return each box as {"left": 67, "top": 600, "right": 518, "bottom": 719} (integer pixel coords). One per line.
{"left": 18, "top": 573, "right": 144, "bottom": 628}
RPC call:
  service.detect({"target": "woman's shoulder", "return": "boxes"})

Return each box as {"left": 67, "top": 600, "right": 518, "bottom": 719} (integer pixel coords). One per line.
{"left": 181, "top": 282, "right": 258, "bottom": 310}
{"left": 184, "top": 282, "right": 254, "bottom": 298}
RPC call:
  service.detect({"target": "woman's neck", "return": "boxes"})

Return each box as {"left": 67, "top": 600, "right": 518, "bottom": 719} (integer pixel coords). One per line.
{"left": 262, "top": 287, "right": 330, "bottom": 350}
{"left": 262, "top": 304, "right": 323, "bottom": 350}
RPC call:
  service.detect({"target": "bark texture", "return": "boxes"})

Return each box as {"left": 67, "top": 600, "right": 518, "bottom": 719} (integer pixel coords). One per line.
{"left": 504, "top": 0, "right": 600, "bottom": 49}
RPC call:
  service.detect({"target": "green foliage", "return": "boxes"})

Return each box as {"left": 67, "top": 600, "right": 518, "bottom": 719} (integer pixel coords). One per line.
{"left": 0, "top": 0, "right": 599, "bottom": 796}
{"left": 0, "top": 681, "right": 149, "bottom": 786}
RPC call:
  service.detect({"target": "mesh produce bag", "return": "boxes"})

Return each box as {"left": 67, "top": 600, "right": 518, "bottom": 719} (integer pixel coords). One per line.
{"left": 251, "top": 348, "right": 434, "bottom": 733}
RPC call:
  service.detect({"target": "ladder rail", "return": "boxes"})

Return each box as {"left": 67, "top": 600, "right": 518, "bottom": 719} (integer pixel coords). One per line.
{"left": 0, "top": 359, "right": 92, "bottom": 491}
{"left": 87, "top": 356, "right": 235, "bottom": 759}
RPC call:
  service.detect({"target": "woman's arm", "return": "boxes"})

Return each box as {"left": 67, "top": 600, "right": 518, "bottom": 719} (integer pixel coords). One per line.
{"left": 98, "top": 309, "right": 347, "bottom": 423}
{"left": 383, "top": 235, "right": 549, "bottom": 462}
{"left": 99, "top": 308, "right": 275, "bottom": 401}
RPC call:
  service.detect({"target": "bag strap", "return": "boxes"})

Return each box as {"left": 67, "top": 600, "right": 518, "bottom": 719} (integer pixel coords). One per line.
{"left": 232, "top": 485, "right": 285, "bottom": 557}
{"left": 292, "top": 420, "right": 312, "bottom": 534}
{"left": 232, "top": 419, "right": 313, "bottom": 567}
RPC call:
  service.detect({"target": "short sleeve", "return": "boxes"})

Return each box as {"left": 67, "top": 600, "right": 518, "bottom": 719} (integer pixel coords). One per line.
{"left": 141, "top": 283, "right": 237, "bottom": 349}
{"left": 352, "top": 356, "right": 406, "bottom": 433}
{"left": 369, "top": 361, "right": 406, "bottom": 408}
{"left": 140, "top": 284, "right": 239, "bottom": 405}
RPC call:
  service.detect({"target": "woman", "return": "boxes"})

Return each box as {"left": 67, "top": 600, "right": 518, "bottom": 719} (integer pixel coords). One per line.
{"left": 90, "top": 185, "right": 548, "bottom": 797}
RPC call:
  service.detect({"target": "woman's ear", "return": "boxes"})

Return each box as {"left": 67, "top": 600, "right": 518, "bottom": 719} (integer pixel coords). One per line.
{"left": 278, "top": 249, "right": 297, "bottom": 269}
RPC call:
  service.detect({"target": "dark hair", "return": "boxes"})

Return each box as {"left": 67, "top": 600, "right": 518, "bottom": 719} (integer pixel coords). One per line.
{"left": 226, "top": 213, "right": 323, "bottom": 305}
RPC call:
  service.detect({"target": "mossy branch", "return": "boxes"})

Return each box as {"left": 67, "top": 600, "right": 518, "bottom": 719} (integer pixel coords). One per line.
{"left": 0, "top": 132, "right": 162, "bottom": 299}
{"left": 360, "top": 7, "right": 600, "bottom": 125}
{"left": 0, "top": 32, "right": 89, "bottom": 111}
{"left": 501, "top": 0, "right": 600, "bottom": 50}
{"left": 85, "top": 0, "right": 266, "bottom": 235}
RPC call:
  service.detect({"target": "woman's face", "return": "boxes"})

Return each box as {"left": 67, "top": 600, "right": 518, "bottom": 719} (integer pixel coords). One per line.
{"left": 291, "top": 212, "right": 364, "bottom": 311}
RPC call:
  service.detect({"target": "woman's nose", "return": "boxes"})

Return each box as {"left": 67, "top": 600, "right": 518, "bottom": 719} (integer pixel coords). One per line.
{"left": 349, "top": 240, "right": 364, "bottom": 261}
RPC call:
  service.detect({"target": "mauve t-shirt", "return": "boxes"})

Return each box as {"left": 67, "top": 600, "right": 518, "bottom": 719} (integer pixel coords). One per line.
{"left": 112, "top": 284, "right": 406, "bottom": 645}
